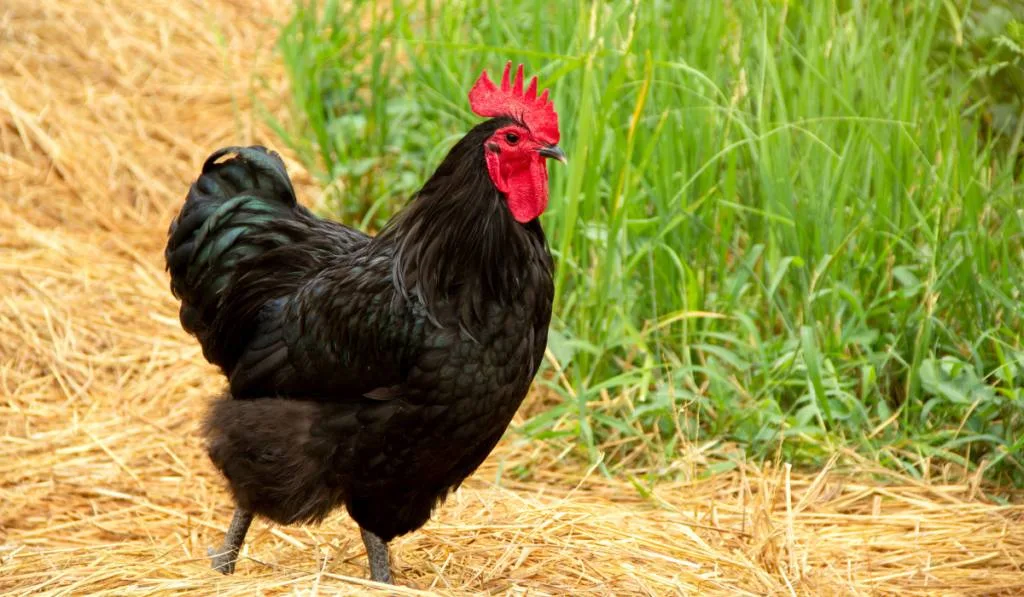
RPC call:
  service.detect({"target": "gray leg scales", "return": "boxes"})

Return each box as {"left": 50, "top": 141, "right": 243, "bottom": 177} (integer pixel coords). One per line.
{"left": 208, "top": 508, "right": 253, "bottom": 574}
{"left": 360, "top": 527, "right": 393, "bottom": 584}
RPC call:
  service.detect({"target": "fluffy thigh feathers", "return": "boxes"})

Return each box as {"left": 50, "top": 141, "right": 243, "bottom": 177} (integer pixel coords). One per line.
{"left": 204, "top": 396, "right": 346, "bottom": 525}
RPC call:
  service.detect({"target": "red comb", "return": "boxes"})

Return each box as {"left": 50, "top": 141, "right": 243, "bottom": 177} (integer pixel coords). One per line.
{"left": 468, "top": 61, "right": 560, "bottom": 144}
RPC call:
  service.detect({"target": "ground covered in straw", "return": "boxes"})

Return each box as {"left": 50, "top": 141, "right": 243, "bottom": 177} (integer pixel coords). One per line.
{"left": 2, "top": 1, "right": 1023, "bottom": 595}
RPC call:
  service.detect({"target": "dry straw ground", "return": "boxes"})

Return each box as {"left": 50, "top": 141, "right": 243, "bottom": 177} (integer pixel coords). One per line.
{"left": 2, "top": 1, "right": 1023, "bottom": 595}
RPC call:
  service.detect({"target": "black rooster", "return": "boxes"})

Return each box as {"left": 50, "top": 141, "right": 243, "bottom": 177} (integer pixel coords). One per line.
{"left": 165, "top": 63, "right": 565, "bottom": 583}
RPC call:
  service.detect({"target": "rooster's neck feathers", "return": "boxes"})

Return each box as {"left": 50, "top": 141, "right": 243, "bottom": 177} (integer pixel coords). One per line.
{"left": 375, "top": 117, "right": 550, "bottom": 328}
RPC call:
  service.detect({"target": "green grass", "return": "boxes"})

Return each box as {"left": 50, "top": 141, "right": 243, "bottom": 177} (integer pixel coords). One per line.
{"left": 266, "top": 0, "right": 1024, "bottom": 485}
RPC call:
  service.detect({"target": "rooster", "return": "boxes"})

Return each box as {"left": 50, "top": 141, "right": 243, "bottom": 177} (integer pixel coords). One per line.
{"left": 164, "top": 62, "right": 564, "bottom": 583}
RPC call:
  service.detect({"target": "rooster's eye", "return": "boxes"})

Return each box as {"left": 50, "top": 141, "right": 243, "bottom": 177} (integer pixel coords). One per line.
{"left": 504, "top": 132, "right": 520, "bottom": 145}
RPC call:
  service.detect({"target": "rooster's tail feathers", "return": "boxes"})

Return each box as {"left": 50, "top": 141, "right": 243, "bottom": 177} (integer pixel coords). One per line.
{"left": 164, "top": 145, "right": 302, "bottom": 356}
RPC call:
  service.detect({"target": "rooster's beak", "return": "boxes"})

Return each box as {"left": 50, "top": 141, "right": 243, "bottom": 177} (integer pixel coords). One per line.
{"left": 538, "top": 145, "right": 567, "bottom": 164}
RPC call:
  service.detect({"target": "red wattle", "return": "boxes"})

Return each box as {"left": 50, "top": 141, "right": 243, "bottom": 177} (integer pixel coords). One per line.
{"left": 485, "top": 153, "right": 549, "bottom": 223}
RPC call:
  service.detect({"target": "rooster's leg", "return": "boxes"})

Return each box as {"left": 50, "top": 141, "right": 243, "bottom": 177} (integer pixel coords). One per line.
{"left": 360, "top": 527, "right": 393, "bottom": 583}
{"left": 208, "top": 508, "right": 253, "bottom": 574}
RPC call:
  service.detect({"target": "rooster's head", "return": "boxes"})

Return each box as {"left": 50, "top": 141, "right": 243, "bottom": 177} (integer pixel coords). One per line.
{"left": 468, "top": 62, "right": 564, "bottom": 224}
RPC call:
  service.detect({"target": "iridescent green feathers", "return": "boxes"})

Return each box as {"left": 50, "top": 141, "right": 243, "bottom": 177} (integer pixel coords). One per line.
{"left": 165, "top": 147, "right": 303, "bottom": 361}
